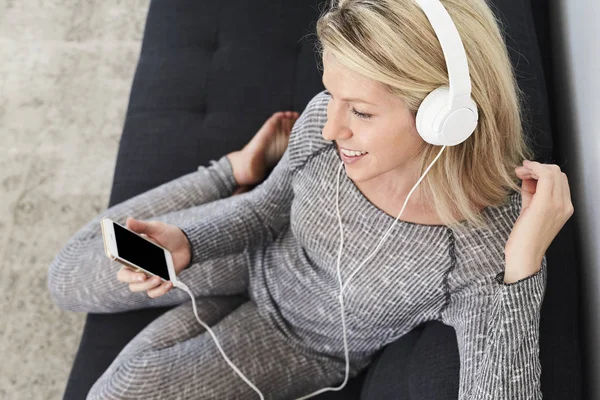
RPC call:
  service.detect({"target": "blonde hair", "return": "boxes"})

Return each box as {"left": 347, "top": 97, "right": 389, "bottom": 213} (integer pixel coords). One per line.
{"left": 315, "top": 0, "right": 536, "bottom": 234}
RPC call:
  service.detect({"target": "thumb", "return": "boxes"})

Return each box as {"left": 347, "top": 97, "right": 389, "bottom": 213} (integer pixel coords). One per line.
{"left": 125, "top": 217, "right": 137, "bottom": 230}
{"left": 520, "top": 179, "right": 536, "bottom": 210}
{"left": 126, "top": 217, "right": 159, "bottom": 235}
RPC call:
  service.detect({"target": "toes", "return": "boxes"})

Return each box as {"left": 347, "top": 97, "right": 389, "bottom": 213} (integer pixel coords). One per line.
{"left": 276, "top": 111, "right": 299, "bottom": 119}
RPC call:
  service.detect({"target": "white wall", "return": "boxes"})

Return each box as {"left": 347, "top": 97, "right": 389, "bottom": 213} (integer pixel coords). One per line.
{"left": 550, "top": 0, "right": 600, "bottom": 397}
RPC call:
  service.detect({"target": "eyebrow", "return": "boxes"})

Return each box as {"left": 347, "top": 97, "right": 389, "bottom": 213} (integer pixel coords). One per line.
{"left": 322, "top": 79, "right": 376, "bottom": 106}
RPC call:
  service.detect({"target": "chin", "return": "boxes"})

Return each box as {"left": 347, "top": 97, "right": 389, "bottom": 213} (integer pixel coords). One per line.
{"left": 343, "top": 163, "right": 372, "bottom": 183}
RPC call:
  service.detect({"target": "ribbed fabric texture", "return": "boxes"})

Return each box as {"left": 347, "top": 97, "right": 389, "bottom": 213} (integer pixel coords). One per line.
{"left": 179, "top": 91, "right": 547, "bottom": 399}
{"left": 48, "top": 90, "right": 547, "bottom": 399}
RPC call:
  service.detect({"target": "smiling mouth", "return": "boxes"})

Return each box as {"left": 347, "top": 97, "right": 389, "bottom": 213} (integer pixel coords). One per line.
{"left": 335, "top": 142, "right": 368, "bottom": 157}
{"left": 341, "top": 149, "right": 367, "bottom": 157}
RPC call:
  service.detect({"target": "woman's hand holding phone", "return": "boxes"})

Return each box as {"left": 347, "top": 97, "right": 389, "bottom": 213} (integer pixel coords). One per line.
{"left": 116, "top": 217, "right": 192, "bottom": 298}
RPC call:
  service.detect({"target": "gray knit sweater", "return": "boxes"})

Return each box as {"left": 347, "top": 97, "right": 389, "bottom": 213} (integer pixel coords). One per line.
{"left": 49, "top": 90, "right": 547, "bottom": 399}
{"left": 180, "top": 91, "right": 547, "bottom": 399}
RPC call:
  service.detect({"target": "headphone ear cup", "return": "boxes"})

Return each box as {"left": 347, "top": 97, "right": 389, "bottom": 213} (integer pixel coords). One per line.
{"left": 416, "top": 86, "right": 478, "bottom": 146}
{"left": 416, "top": 87, "right": 449, "bottom": 146}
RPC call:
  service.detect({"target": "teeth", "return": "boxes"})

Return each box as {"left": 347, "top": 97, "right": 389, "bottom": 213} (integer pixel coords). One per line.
{"left": 341, "top": 148, "right": 367, "bottom": 157}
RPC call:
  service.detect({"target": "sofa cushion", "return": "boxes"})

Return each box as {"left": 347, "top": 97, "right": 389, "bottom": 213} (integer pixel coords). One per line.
{"left": 64, "top": 0, "right": 571, "bottom": 399}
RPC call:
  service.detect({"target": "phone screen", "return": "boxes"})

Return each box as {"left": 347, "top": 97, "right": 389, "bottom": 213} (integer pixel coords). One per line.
{"left": 113, "top": 222, "right": 170, "bottom": 281}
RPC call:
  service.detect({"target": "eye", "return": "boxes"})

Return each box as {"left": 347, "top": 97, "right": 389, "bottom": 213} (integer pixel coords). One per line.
{"left": 324, "top": 90, "right": 372, "bottom": 120}
{"left": 351, "top": 108, "right": 371, "bottom": 120}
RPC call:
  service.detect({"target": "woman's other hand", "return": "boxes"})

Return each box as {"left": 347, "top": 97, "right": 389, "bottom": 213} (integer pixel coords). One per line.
{"left": 504, "top": 160, "right": 575, "bottom": 282}
{"left": 116, "top": 217, "right": 192, "bottom": 298}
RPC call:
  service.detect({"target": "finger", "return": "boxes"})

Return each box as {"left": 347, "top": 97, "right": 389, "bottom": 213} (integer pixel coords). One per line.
{"left": 521, "top": 178, "right": 537, "bottom": 206}
{"left": 516, "top": 170, "right": 537, "bottom": 209}
{"left": 128, "top": 275, "right": 163, "bottom": 293}
{"left": 117, "top": 266, "right": 148, "bottom": 283}
{"left": 128, "top": 218, "right": 165, "bottom": 237}
{"left": 522, "top": 161, "right": 554, "bottom": 203}
{"left": 140, "top": 232, "right": 161, "bottom": 246}
{"left": 515, "top": 166, "right": 533, "bottom": 179}
{"left": 515, "top": 167, "right": 536, "bottom": 192}
{"left": 147, "top": 280, "right": 173, "bottom": 298}
{"left": 125, "top": 216, "right": 147, "bottom": 232}
{"left": 535, "top": 163, "right": 563, "bottom": 205}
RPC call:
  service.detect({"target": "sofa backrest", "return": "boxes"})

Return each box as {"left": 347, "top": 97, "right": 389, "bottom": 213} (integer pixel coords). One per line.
{"left": 109, "top": 0, "right": 554, "bottom": 207}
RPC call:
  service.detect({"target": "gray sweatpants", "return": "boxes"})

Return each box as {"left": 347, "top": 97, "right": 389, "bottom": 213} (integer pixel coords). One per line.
{"left": 47, "top": 162, "right": 350, "bottom": 400}
{"left": 87, "top": 292, "right": 346, "bottom": 400}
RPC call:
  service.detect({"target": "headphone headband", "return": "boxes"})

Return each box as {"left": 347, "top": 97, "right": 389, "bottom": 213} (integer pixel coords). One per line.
{"left": 414, "top": 0, "right": 472, "bottom": 103}
{"left": 413, "top": 0, "right": 479, "bottom": 146}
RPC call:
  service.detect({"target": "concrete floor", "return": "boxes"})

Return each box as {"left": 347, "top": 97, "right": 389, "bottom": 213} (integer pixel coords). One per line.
{"left": 0, "top": 1, "right": 150, "bottom": 398}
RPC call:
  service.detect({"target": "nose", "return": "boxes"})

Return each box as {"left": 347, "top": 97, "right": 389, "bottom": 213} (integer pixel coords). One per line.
{"left": 322, "top": 103, "right": 352, "bottom": 142}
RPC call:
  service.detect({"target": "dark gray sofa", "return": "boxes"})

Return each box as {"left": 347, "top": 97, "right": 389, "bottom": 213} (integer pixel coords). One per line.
{"left": 62, "top": 0, "right": 583, "bottom": 399}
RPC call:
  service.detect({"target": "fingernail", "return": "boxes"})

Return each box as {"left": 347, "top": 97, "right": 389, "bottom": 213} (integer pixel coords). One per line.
{"left": 523, "top": 160, "right": 531, "bottom": 164}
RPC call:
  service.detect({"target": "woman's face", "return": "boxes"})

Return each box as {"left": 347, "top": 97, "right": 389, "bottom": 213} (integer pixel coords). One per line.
{"left": 321, "top": 53, "right": 426, "bottom": 189}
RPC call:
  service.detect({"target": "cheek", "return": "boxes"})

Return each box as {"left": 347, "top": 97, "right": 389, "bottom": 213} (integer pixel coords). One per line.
{"left": 366, "top": 132, "right": 404, "bottom": 156}
{"left": 373, "top": 147, "right": 399, "bottom": 166}
{"left": 370, "top": 134, "right": 419, "bottom": 166}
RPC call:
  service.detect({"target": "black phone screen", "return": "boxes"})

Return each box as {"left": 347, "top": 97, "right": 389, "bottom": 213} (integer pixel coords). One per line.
{"left": 113, "top": 222, "right": 170, "bottom": 281}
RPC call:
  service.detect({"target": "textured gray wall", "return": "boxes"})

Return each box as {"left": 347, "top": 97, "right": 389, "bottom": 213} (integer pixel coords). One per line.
{"left": 550, "top": 0, "right": 600, "bottom": 397}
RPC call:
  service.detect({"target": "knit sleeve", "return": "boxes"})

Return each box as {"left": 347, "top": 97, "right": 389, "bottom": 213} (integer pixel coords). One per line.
{"left": 58, "top": 155, "right": 238, "bottom": 243}
{"left": 179, "top": 147, "right": 294, "bottom": 265}
{"left": 440, "top": 252, "right": 547, "bottom": 399}
{"left": 47, "top": 155, "right": 239, "bottom": 311}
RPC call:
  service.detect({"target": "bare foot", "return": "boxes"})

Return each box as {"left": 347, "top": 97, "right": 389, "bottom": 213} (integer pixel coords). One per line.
{"left": 229, "top": 111, "right": 299, "bottom": 189}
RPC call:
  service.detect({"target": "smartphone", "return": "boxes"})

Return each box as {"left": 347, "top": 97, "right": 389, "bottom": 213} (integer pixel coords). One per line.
{"left": 101, "top": 217, "right": 176, "bottom": 282}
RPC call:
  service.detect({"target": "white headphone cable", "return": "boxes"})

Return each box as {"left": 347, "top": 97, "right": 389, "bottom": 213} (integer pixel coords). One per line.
{"left": 297, "top": 144, "right": 446, "bottom": 398}
{"left": 172, "top": 280, "right": 266, "bottom": 400}
{"left": 341, "top": 144, "right": 447, "bottom": 295}
{"left": 172, "top": 144, "right": 445, "bottom": 400}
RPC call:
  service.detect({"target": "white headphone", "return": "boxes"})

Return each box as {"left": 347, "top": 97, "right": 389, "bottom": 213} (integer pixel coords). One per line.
{"left": 172, "top": 1, "right": 479, "bottom": 399}
{"left": 415, "top": 0, "right": 479, "bottom": 146}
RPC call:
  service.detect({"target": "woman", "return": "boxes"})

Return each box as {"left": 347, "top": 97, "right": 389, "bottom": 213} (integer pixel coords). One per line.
{"left": 48, "top": 0, "right": 574, "bottom": 399}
